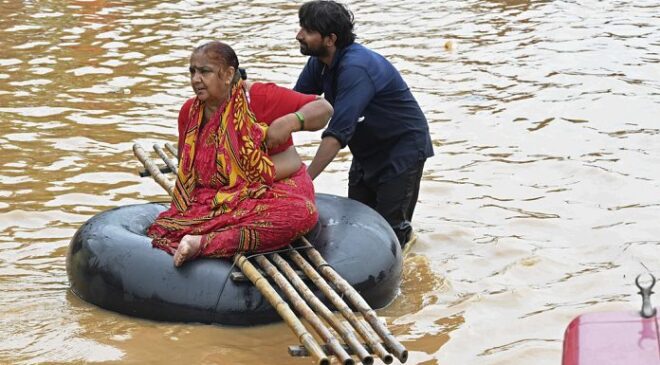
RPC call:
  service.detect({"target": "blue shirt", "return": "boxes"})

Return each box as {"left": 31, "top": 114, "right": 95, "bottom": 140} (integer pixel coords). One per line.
{"left": 294, "top": 43, "right": 433, "bottom": 185}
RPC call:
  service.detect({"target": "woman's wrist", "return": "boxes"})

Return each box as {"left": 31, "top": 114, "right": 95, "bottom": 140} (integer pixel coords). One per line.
{"left": 280, "top": 112, "right": 304, "bottom": 133}
{"left": 293, "top": 111, "right": 305, "bottom": 131}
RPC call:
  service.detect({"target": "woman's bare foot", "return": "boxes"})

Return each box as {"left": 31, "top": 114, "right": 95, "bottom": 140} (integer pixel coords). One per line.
{"left": 173, "top": 235, "right": 202, "bottom": 267}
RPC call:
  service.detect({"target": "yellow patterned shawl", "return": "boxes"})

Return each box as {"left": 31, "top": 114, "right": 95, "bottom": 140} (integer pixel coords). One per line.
{"left": 172, "top": 79, "right": 275, "bottom": 213}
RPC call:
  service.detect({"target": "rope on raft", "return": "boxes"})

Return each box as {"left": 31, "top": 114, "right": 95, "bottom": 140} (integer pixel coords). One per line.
{"left": 133, "top": 142, "right": 408, "bottom": 365}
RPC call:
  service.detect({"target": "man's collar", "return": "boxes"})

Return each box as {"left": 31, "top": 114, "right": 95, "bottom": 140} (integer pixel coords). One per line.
{"left": 321, "top": 45, "right": 350, "bottom": 74}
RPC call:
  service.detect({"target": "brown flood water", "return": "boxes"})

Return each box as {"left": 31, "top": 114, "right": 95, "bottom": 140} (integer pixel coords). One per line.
{"left": 1, "top": 0, "right": 659, "bottom": 364}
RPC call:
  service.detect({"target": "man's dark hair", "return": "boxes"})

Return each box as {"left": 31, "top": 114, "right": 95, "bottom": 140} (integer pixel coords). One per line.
{"left": 299, "top": 1, "right": 356, "bottom": 49}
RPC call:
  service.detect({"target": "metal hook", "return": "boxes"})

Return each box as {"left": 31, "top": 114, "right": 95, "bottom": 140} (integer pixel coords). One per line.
{"left": 635, "top": 273, "right": 657, "bottom": 318}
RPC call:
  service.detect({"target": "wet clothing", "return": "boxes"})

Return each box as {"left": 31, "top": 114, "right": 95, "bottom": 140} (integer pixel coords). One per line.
{"left": 294, "top": 42, "right": 433, "bottom": 245}
{"left": 148, "top": 82, "right": 318, "bottom": 258}
{"left": 348, "top": 159, "right": 425, "bottom": 245}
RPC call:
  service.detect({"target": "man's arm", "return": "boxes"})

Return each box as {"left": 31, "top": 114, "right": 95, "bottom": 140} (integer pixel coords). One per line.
{"left": 307, "top": 136, "right": 342, "bottom": 180}
{"left": 307, "top": 66, "right": 375, "bottom": 180}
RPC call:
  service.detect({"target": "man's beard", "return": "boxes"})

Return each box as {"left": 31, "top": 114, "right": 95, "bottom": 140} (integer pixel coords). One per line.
{"left": 299, "top": 42, "right": 329, "bottom": 57}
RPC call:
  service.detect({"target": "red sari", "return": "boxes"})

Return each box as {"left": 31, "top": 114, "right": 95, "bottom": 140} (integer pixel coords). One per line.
{"left": 147, "top": 81, "right": 318, "bottom": 258}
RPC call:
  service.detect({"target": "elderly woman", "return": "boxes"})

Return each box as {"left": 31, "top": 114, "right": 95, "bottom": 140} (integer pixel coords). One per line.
{"left": 148, "top": 41, "right": 333, "bottom": 267}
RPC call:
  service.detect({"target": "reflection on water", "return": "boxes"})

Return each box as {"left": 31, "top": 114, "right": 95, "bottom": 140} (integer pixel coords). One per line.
{"left": 1, "top": 0, "right": 659, "bottom": 364}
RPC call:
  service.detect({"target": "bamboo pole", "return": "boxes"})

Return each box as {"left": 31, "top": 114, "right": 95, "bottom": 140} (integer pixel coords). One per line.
{"left": 288, "top": 249, "right": 393, "bottom": 364}
{"left": 153, "top": 144, "right": 178, "bottom": 173}
{"left": 271, "top": 253, "right": 374, "bottom": 365}
{"left": 299, "top": 237, "right": 408, "bottom": 363}
{"left": 288, "top": 343, "right": 385, "bottom": 358}
{"left": 254, "top": 255, "right": 354, "bottom": 365}
{"left": 164, "top": 142, "right": 177, "bottom": 158}
{"left": 235, "top": 255, "right": 330, "bottom": 365}
{"left": 133, "top": 143, "right": 174, "bottom": 195}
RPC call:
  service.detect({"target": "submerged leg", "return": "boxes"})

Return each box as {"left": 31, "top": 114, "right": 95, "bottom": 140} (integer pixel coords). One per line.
{"left": 373, "top": 160, "right": 425, "bottom": 247}
{"left": 173, "top": 235, "right": 202, "bottom": 267}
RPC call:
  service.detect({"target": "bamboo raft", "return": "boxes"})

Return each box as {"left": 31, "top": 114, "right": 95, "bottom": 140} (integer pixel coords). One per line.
{"left": 133, "top": 142, "right": 408, "bottom": 365}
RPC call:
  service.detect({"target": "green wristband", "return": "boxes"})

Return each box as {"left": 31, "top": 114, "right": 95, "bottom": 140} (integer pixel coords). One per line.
{"left": 294, "top": 111, "right": 305, "bottom": 131}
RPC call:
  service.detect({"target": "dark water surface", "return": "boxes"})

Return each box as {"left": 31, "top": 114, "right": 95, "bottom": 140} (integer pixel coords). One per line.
{"left": 1, "top": 0, "right": 659, "bottom": 364}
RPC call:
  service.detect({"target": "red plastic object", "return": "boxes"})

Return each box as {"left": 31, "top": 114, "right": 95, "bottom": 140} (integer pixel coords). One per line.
{"left": 562, "top": 309, "right": 660, "bottom": 365}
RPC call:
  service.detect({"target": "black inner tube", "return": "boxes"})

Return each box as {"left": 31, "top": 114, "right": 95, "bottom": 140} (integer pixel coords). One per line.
{"left": 67, "top": 193, "right": 403, "bottom": 325}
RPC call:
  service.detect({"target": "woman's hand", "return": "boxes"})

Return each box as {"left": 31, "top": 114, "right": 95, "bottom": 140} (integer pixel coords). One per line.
{"left": 266, "top": 114, "right": 297, "bottom": 149}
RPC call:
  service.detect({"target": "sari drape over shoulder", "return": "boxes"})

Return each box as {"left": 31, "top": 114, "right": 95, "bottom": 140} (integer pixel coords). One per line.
{"left": 147, "top": 81, "right": 318, "bottom": 258}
